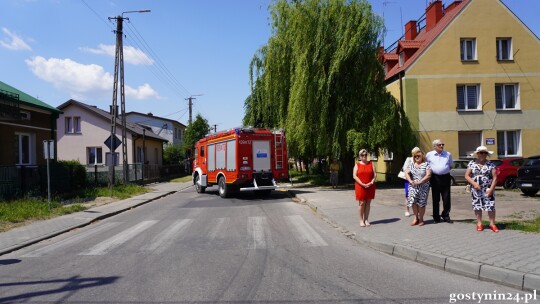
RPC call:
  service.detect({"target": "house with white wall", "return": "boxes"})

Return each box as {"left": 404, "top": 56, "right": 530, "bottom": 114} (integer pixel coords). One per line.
{"left": 125, "top": 111, "right": 186, "bottom": 147}
{"left": 56, "top": 99, "right": 167, "bottom": 167}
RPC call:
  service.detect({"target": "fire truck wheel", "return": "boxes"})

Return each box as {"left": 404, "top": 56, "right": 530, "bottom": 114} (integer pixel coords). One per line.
{"left": 195, "top": 175, "right": 206, "bottom": 193}
{"left": 218, "top": 176, "right": 229, "bottom": 198}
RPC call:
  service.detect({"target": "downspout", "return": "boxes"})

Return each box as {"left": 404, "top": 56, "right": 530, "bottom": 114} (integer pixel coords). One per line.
{"left": 399, "top": 71, "right": 404, "bottom": 108}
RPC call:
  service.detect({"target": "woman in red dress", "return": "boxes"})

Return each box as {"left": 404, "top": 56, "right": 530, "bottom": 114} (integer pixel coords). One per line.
{"left": 353, "top": 149, "right": 377, "bottom": 227}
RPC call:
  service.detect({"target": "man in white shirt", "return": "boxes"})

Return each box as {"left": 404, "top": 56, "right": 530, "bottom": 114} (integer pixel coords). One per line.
{"left": 426, "top": 139, "right": 453, "bottom": 223}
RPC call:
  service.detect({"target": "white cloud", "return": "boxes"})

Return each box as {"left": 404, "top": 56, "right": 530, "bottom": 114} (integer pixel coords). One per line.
{"left": 0, "top": 27, "right": 32, "bottom": 51}
{"left": 125, "top": 83, "right": 161, "bottom": 100}
{"left": 79, "top": 43, "right": 154, "bottom": 65}
{"left": 25, "top": 56, "right": 160, "bottom": 100}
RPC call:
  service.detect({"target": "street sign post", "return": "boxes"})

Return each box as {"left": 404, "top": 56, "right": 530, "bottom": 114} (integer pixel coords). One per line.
{"left": 104, "top": 135, "right": 122, "bottom": 151}
{"left": 43, "top": 140, "right": 54, "bottom": 211}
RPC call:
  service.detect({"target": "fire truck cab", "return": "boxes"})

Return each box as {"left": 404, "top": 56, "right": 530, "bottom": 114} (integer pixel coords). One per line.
{"left": 191, "top": 128, "right": 289, "bottom": 198}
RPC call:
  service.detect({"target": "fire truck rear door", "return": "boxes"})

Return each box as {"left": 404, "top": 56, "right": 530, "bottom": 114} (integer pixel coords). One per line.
{"left": 252, "top": 140, "right": 271, "bottom": 172}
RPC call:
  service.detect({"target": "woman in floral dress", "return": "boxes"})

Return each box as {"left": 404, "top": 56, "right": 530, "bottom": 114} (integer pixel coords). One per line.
{"left": 405, "top": 147, "right": 432, "bottom": 226}
{"left": 465, "top": 146, "right": 498, "bottom": 232}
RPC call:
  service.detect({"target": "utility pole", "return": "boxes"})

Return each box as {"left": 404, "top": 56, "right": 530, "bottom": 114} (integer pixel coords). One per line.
{"left": 212, "top": 123, "right": 220, "bottom": 133}
{"left": 185, "top": 94, "right": 203, "bottom": 125}
{"left": 108, "top": 9, "right": 150, "bottom": 187}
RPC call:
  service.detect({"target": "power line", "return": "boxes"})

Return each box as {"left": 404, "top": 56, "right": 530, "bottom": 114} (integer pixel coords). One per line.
{"left": 125, "top": 21, "right": 192, "bottom": 96}
{"left": 79, "top": 0, "right": 192, "bottom": 103}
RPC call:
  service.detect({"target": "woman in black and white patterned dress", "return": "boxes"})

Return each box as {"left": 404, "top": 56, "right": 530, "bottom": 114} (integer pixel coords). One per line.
{"left": 465, "top": 146, "right": 498, "bottom": 232}
{"left": 405, "top": 147, "right": 432, "bottom": 226}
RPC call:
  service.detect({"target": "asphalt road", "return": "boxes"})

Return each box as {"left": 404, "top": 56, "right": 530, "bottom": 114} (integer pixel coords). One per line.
{"left": 0, "top": 186, "right": 525, "bottom": 303}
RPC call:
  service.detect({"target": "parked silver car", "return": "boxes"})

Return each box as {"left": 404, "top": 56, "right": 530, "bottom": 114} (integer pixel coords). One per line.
{"left": 450, "top": 159, "right": 471, "bottom": 186}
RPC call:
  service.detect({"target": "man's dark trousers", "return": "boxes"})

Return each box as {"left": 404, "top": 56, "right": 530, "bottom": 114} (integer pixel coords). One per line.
{"left": 431, "top": 173, "right": 451, "bottom": 221}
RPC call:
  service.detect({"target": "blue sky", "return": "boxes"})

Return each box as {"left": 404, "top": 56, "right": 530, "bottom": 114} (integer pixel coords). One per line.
{"left": 1, "top": 0, "right": 538, "bottom": 131}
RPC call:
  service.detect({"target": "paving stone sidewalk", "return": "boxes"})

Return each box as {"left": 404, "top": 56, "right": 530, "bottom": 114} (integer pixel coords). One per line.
{"left": 290, "top": 185, "right": 540, "bottom": 291}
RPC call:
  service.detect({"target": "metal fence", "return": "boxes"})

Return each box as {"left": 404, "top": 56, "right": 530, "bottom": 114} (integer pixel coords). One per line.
{"left": 0, "top": 163, "right": 185, "bottom": 200}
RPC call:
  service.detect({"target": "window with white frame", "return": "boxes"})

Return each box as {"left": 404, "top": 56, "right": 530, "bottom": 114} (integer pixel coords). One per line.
{"left": 74, "top": 117, "right": 81, "bottom": 133}
{"left": 497, "top": 130, "right": 520, "bottom": 157}
{"left": 496, "top": 38, "right": 512, "bottom": 60}
{"left": 65, "top": 116, "right": 81, "bottom": 134}
{"left": 495, "top": 83, "right": 519, "bottom": 110}
{"left": 456, "top": 84, "right": 481, "bottom": 111}
{"left": 398, "top": 52, "right": 404, "bottom": 67}
{"left": 460, "top": 38, "right": 476, "bottom": 61}
{"left": 383, "top": 149, "right": 393, "bottom": 161}
{"left": 15, "top": 133, "right": 35, "bottom": 165}
{"left": 65, "top": 117, "right": 72, "bottom": 134}
{"left": 87, "top": 147, "right": 103, "bottom": 165}
{"left": 136, "top": 146, "right": 147, "bottom": 163}
{"left": 369, "top": 152, "right": 378, "bottom": 161}
{"left": 20, "top": 111, "right": 30, "bottom": 120}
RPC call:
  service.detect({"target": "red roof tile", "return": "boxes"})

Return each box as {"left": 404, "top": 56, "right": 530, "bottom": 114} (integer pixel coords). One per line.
{"left": 384, "top": 0, "right": 471, "bottom": 81}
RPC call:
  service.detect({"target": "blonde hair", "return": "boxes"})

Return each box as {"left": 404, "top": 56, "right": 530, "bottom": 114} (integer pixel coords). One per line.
{"left": 358, "top": 149, "right": 368, "bottom": 158}
{"left": 411, "top": 147, "right": 425, "bottom": 162}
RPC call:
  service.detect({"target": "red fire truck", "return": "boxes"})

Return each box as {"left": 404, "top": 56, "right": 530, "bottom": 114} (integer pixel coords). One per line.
{"left": 191, "top": 128, "right": 289, "bottom": 198}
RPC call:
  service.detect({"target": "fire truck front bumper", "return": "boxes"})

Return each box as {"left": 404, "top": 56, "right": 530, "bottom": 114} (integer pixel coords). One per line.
{"left": 239, "top": 178, "right": 292, "bottom": 192}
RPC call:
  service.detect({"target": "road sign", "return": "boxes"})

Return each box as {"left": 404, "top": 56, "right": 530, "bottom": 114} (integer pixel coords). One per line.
{"left": 104, "top": 135, "right": 121, "bottom": 151}
{"left": 43, "top": 140, "right": 55, "bottom": 159}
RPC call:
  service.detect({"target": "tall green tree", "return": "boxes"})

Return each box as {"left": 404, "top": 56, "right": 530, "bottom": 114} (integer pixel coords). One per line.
{"left": 163, "top": 144, "right": 185, "bottom": 165}
{"left": 245, "top": 0, "right": 416, "bottom": 179}
{"left": 183, "top": 114, "right": 211, "bottom": 155}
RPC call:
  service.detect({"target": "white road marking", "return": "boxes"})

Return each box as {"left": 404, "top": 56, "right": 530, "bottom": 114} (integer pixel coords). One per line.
{"left": 22, "top": 222, "right": 121, "bottom": 257}
{"left": 141, "top": 219, "right": 193, "bottom": 253}
{"left": 286, "top": 215, "right": 328, "bottom": 247}
{"left": 78, "top": 220, "right": 157, "bottom": 256}
{"left": 207, "top": 217, "right": 229, "bottom": 240}
{"left": 247, "top": 216, "right": 272, "bottom": 249}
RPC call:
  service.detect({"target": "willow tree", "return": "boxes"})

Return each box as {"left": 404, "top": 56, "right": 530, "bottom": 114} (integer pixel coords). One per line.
{"left": 245, "top": 0, "right": 416, "bottom": 178}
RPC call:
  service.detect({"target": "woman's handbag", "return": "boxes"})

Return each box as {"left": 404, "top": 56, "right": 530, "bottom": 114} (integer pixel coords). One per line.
{"left": 398, "top": 170, "right": 407, "bottom": 179}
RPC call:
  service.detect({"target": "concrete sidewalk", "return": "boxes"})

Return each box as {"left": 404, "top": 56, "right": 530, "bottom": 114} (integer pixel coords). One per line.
{"left": 1, "top": 181, "right": 539, "bottom": 291}
{"left": 290, "top": 184, "right": 540, "bottom": 291}
{"left": 0, "top": 182, "right": 191, "bottom": 256}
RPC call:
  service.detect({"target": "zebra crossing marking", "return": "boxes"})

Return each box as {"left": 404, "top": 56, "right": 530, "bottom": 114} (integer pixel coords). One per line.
{"left": 247, "top": 216, "right": 272, "bottom": 249}
{"left": 141, "top": 219, "right": 193, "bottom": 253}
{"left": 79, "top": 220, "right": 157, "bottom": 256}
{"left": 285, "top": 215, "right": 328, "bottom": 247}
{"left": 22, "top": 222, "right": 121, "bottom": 258}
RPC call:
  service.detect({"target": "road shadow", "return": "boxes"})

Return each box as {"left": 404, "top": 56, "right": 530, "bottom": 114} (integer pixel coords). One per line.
{"left": 0, "top": 275, "right": 119, "bottom": 303}
{"left": 182, "top": 189, "right": 293, "bottom": 208}
{"left": 0, "top": 259, "right": 21, "bottom": 266}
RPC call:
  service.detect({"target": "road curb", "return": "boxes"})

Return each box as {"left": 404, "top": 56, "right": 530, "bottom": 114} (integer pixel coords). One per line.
{"left": 0, "top": 189, "right": 178, "bottom": 256}
{"left": 288, "top": 190, "right": 538, "bottom": 291}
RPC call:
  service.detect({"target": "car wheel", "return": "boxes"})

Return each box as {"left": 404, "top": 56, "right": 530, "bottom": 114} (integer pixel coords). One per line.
{"left": 450, "top": 177, "right": 456, "bottom": 186}
{"left": 195, "top": 174, "right": 206, "bottom": 194}
{"left": 520, "top": 188, "right": 539, "bottom": 197}
{"left": 503, "top": 176, "right": 517, "bottom": 189}
{"left": 218, "top": 176, "right": 229, "bottom": 198}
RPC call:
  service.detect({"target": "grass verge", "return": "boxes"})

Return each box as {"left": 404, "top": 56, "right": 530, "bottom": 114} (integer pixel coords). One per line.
{"left": 0, "top": 184, "right": 149, "bottom": 233}
{"left": 0, "top": 199, "right": 87, "bottom": 232}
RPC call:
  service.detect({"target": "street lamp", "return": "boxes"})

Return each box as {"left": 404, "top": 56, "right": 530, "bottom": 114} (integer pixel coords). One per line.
{"left": 108, "top": 9, "right": 151, "bottom": 188}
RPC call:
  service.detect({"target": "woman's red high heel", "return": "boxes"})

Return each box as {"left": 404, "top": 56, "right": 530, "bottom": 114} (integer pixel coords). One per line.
{"left": 489, "top": 224, "right": 499, "bottom": 233}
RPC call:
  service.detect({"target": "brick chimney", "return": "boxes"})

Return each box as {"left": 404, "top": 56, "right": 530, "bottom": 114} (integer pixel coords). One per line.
{"left": 445, "top": 1, "right": 463, "bottom": 14}
{"left": 405, "top": 20, "right": 418, "bottom": 40}
{"left": 426, "top": 0, "right": 443, "bottom": 32}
